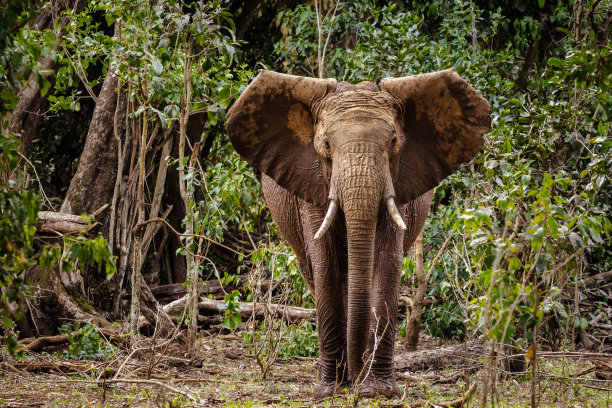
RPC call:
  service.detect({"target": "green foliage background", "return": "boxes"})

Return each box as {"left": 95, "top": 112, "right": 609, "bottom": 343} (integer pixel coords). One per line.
{"left": 268, "top": 0, "right": 611, "bottom": 346}
{"left": 0, "top": 0, "right": 610, "bottom": 358}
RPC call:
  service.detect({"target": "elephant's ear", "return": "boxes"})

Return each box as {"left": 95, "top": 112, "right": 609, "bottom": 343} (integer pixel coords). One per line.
{"left": 226, "top": 70, "right": 336, "bottom": 207}
{"left": 381, "top": 68, "right": 491, "bottom": 204}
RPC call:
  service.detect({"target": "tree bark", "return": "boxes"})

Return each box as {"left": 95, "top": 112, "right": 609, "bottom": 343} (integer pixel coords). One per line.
{"left": 24, "top": 264, "right": 115, "bottom": 337}
{"left": 137, "top": 274, "right": 176, "bottom": 337}
{"left": 60, "top": 70, "right": 118, "bottom": 227}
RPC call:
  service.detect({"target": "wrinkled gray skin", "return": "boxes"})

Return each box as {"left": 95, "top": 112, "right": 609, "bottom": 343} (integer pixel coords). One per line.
{"left": 226, "top": 69, "right": 490, "bottom": 398}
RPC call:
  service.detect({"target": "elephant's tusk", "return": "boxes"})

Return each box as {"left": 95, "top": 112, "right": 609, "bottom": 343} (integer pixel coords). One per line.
{"left": 386, "top": 197, "right": 406, "bottom": 230}
{"left": 314, "top": 200, "right": 338, "bottom": 240}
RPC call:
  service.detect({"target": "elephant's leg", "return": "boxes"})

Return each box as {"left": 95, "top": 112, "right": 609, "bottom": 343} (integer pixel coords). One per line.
{"left": 300, "top": 200, "right": 349, "bottom": 398}
{"left": 356, "top": 210, "right": 404, "bottom": 398}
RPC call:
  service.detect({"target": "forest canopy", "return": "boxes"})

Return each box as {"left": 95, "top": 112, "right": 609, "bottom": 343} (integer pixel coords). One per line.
{"left": 0, "top": 0, "right": 610, "bottom": 406}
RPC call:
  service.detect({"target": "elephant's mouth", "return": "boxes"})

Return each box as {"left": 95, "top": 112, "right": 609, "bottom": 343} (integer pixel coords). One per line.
{"left": 314, "top": 196, "right": 405, "bottom": 239}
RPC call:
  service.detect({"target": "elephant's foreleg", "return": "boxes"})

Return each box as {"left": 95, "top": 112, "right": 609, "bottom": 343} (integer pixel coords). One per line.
{"left": 313, "top": 268, "right": 349, "bottom": 398}
{"left": 301, "top": 203, "right": 349, "bottom": 398}
{"left": 360, "top": 213, "right": 405, "bottom": 398}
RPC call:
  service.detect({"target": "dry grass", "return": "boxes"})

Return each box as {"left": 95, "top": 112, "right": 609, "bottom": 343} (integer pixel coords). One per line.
{"left": 0, "top": 333, "right": 610, "bottom": 407}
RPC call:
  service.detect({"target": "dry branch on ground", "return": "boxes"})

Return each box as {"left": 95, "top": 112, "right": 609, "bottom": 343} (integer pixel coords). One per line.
{"left": 395, "top": 340, "right": 484, "bottom": 372}
{"left": 161, "top": 295, "right": 316, "bottom": 324}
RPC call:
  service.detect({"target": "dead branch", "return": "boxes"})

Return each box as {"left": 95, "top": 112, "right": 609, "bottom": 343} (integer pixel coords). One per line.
{"left": 19, "top": 327, "right": 125, "bottom": 352}
{"left": 0, "top": 363, "right": 199, "bottom": 404}
{"left": 36, "top": 211, "right": 99, "bottom": 235}
{"left": 151, "top": 279, "right": 237, "bottom": 302}
{"left": 398, "top": 296, "right": 439, "bottom": 309}
{"left": 590, "top": 322, "right": 612, "bottom": 331}
{"left": 431, "top": 372, "right": 464, "bottom": 385}
{"left": 581, "top": 271, "right": 612, "bottom": 289}
{"left": 3, "top": 360, "right": 104, "bottom": 375}
{"left": 161, "top": 295, "right": 315, "bottom": 324}
{"left": 150, "top": 278, "right": 267, "bottom": 303}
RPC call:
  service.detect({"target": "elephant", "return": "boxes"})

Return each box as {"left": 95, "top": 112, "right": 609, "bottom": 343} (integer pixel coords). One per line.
{"left": 226, "top": 69, "right": 490, "bottom": 398}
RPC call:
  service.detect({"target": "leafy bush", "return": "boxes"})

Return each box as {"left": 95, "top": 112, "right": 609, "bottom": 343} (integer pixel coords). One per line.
{"left": 280, "top": 321, "right": 318, "bottom": 358}
{"left": 58, "top": 321, "right": 115, "bottom": 360}
{"left": 242, "top": 320, "right": 318, "bottom": 358}
{"left": 221, "top": 290, "right": 243, "bottom": 331}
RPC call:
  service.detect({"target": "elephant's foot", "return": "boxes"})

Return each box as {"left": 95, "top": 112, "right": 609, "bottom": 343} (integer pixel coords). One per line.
{"left": 356, "top": 376, "right": 401, "bottom": 399}
{"left": 314, "top": 380, "right": 351, "bottom": 399}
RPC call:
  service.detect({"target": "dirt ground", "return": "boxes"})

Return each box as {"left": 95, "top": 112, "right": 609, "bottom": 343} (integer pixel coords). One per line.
{"left": 1, "top": 332, "right": 611, "bottom": 407}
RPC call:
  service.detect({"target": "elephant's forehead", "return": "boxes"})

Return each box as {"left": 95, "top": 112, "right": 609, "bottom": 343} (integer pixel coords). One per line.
{"left": 317, "top": 90, "right": 398, "bottom": 119}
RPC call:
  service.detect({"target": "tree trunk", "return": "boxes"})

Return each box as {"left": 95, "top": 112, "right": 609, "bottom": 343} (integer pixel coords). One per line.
{"left": 26, "top": 265, "right": 114, "bottom": 336}
{"left": 56, "top": 28, "right": 119, "bottom": 301}
{"left": 60, "top": 70, "right": 118, "bottom": 226}
{"left": 404, "top": 229, "right": 425, "bottom": 351}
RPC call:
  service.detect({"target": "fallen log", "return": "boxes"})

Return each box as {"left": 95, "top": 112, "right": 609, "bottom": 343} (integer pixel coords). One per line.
{"left": 590, "top": 322, "right": 612, "bottom": 331}
{"left": 19, "top": 327, "right": 125, "bottom": 352}
{"left": 151, "top": 280, "right": 239, "bottom": 302}
{"left": 395, "top": 340, "right": 484, "bottom": 372}
{"left": 36, "top": 211, "right": 101, "bottom": 235}
{"left": 200, "top": 298, "right": 316, "bottom": 323}
{"left": 151, "top": 279, "right": 272, "bottom": 303}
{"left": 581, "top": 271, "right": 612, "bottom": 289}
{"left": 38, "top": 211, "right": 91, "bottom": 224}
{"left": 2, "top": 360, "right": 100, "bottom": 374}
{"left": 162, "top": 295, "right": 316, "bottom": 324}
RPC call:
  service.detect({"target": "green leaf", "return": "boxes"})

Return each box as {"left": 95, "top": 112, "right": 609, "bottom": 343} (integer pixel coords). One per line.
{"left": 546, "top": 217, "right": 559, "bottom": 238}
{"left": 547, "top": 57, "right": 564, "bottom": 67}
{"left": 6, "top": 335, "right": 18, "bottom": 355}
{"left": 508, "top": 257, "right": 521, "bottom": 272}
{"left": 224, "top": 312, "right": 242, "bottom": 330}
{"left": 151, "top": 59, "right": 163, "bottom": 75}
{"left": 531, "top": 227, "right": 544, "bottom": 250}
{"left": 542, "top": 173, "right": 553, "bottom": 188}
{"left": 105, "top": 13, "right": 116, "bottom": 26}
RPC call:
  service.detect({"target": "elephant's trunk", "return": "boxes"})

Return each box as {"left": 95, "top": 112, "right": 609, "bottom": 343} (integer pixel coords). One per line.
{"left": 334, "top": 142, "right": 386, "bottom": 382}
{"left": 344, "top": 206, "right": 377, "bottom": 382}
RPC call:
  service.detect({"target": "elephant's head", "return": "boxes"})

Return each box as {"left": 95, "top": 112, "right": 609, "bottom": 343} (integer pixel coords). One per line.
{"left": 226, "top": 69, "right": 490, "bottom": 379}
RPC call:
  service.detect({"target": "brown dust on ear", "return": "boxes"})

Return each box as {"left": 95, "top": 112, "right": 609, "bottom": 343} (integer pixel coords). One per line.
{"left": 226, "top": 70, "right": 337, "bottom": 207}
{"left": 380, "top": 68, "right": 491, "bottom": 204}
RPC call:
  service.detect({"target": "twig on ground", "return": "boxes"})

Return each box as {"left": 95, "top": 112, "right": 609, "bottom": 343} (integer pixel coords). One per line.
{"left": 1, "top": 364, "right": 199, "bottom": 404}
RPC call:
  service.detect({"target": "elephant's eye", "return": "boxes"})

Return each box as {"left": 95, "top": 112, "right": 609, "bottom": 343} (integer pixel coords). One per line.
{"left": 323, "top": 140, "right": 330, "bottom": 150}
{"left": 390, "top": 137, "right": 398, "bottom": 148}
